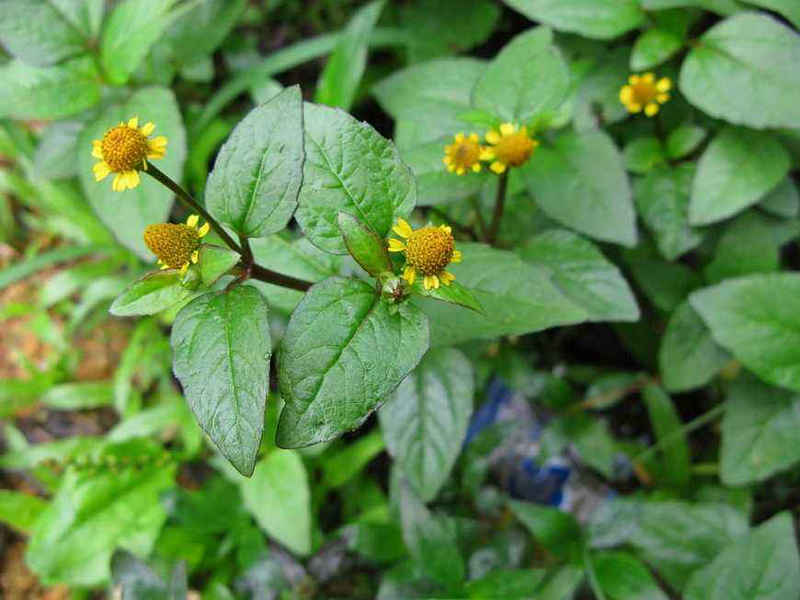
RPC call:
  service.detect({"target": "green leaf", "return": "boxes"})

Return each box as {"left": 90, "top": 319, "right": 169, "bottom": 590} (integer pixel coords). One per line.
{"left": 466, "top": 569, "right": 547, "bottom": 600}
{"left": 759, "top": 177, "right": 800, "bottom": 219}
{"left": 171, "top": 285, "right": 271, "bottom": 476}
{"left": 593, "top": 551, "right": 669, "bottom": 600}
{"left": 110, "top": 270, "right": 194, "bottom": 317}
{"left": 417, "top": 243, "right": 587, "bottom": 346}
{"left": 472, "top": 27, "right": 569, "bottom": 124}
{"left": 0, "top": 490, "right": 47, "bottom": 534}
{"left": 315, "top": 0, "right": 384, "bottom": 110}
{"left": 742, "top": 0, "right": 800, "bottom": 28}
{"left": 685, "top": 512, "right": 800, "bottom": 600}
{"left": 666, "top": 124, "right": 706, "bottom": 160}
{"left": 0, "top": 0, "right": 91, "bottom": 66}
{"left": 371, "top": 58, "right": 487, "bottom": 148}
{"left": 206, "top": 86, "right": 304, "bottom": 239}
{"left": 379, "top": 348, "right": 474, "bottom": 501}
{"left": 240, "top": 450, "right": 312, "bottom": 555}
{"left": 410, "top": 279, "right": 483, "bottom": 314}
{"left": 396, "top": 478, "right": 465, "bottom": 586}
{"left": 78, "top": 86, "right": 187, "bottom": 258}
{"left": 0, "top": 57, "right": 101, "bottom": 119}
{"left": 703, "top": 211, "right": 799, "bottom": 284}
{"left": 510, "top": 500, "right": 583, "bottom": 561}
{"left": 636, "top": 164, "right": 703, "bottom": 260}
{"left": 720, "top": 377, "right": 800, "bottom": 485}
{"left": 33, "top": 120, "right": 84, "bottom": 180}
{"left": 590, "top": 498, "right": 749, "bottom": 589}
{"left": 161, "top": 0, "right": 247, "bottom": 66}
{"left": 297, "top": 103, "right": 416, "bottom": 254}
{"left": 321, "top": 429, "right": 385, "bottom": 488}
{"left": 518, "top": 229, "right": 640, "bottom": 322}
{"left": 521, "top": 131, "right": 637, "bottom": 246}
{"left": 100, "top": 0, "right": 183, "bottom": 85}
{"left": 399, "top": 0, "right": 499, "bottom": 63}
{"left": 642, "top": 384, "right": 691, "bottom": 488}
{"left": 679, "top": 13, "right": 800, "bottom": 129}
{"left": 26, "top": 445, "right": 175, "bottom": 586}
{"left": 623, "top": 136, "right": 666, "bottom": 174}
{"left": 690, "top": 273, "right": 800, "bottom": 391}
{"left": 659, "top": 301, "right": 731, "bottom": 393}
{"left": 503, "top": 0, "right": 644, "bottom": 39}
{"left": 689, "top": 127, "right": 790, "bottom": 225}
{"left": 337, "top": 212, "right": 392, "bottom": 277}
{"left": 276, "top": 277, "right": 429, "bottom": 448}
{"left": 198, "top": 244, "right": 240, "bottom": 286}
{"left": 631, "top": 28, "right": 684, "bottom": 71}
{"left": 42, "top": 382, "right": 112, "bottom": 410}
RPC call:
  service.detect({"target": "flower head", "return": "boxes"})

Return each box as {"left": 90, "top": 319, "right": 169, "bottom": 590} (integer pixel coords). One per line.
{"left": 483, "top": 123, "right": 538, "bottom": 174}
{"left": 443, "top": 133, "right": 485, "bottom": 175}
{"left": 143, "top": 214, "right": 209, "bottom": 274}
{"left": 388, "top": 218, "right": 462, "bottom": 290}
{"left": 92, "top": 117, "right": 167, "bottom": 191}
{"left": 619, "top": 73, "right": 671, "bottom": 117}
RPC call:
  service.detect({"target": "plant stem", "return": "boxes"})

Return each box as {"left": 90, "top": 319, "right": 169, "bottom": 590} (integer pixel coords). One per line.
{"left": 487, "top": 171, "right": 508, "bottom": 245}
{"left": 144, "top": 164, "right": 312, "bottom": 292}
{"left": 468, "top": 195, "right": 489, "bottom": 242}
{"left": 634, "top": 402, "right": 726, "bottom": 465}
{"left": 145, "top": 163, "right": 241, "bottom": 253}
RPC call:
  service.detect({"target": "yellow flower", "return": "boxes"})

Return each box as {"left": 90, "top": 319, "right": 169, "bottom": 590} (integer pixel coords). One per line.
{"left": 443, "top": 132, "right": 485, "bottom": 175}
{"left": 143, "top": 214, "right": 210, "bottom": 274}
{"left": 619, "top": 73, "right": 671, "bottom": 117}
{"left": 482, "top": 123, "right": 538, "bottom": 174}
{"left": 92, "top": 117, "right": 167, "bottom": 191}
{"left": 388, "top": 218, "right": 462, "bottom": 290}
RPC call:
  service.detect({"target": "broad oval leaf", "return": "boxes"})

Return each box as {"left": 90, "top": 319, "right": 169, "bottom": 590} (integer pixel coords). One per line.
{"left": 720, "top": 377, "right": 800, "bottom": 486}
{"left": 110, "top": 270, "right": 194, "bottom": 317}
{"left": 0, "top": 0, "right": 89, "bottom": 66}
{"left": 472, "top": 27, "right": 569, "bottom": 124}
{"left": 521, "top": 131, "right": 637, "bottom": 246}
{"left": 690, "top": 273, "right": 800, "bottom": 391}
{"left": 689, "top": 127, "right": 789, "bottom": 226}
{"left": 417, "top": 243, "right": 588, "bottom": 346}
{"left": 276, "top": 277, "right": 429, "bottom": 448}
{"left": 240, "top": 450, "right": 312, "bottom": 555}
{"left": 295, "top": 103, "right": 416, "bottom": 253}
{"left": 198, "top": 244, "right": 240, "bottom": 286}
{"left": 593, "top": 551, "right": 669, "bottom": 600}
{"left": 679, "top": 13, "right": 800, "bottom": 129}
{"left": 685, "top": 513, "right": 800, "bottom": 600}
{"left": 518, "top": 229, "right": 640, "bottom": 322}
{"left": 379, "top": 347, "right": 474, "bottom": 501}
{"left": 503, "top": 0, "right": 644, "bottom": 40}
{"left": 171, "top": 285, "right": 271, "bottom": 476}
{"left": 78, "top": 86, "right": 187, "bottom": 258}
{"left": 659, "top": 301, "right": 731, "bottom": 393}
{"left": 206, "top": 86, "right": 304, "bottom": 238}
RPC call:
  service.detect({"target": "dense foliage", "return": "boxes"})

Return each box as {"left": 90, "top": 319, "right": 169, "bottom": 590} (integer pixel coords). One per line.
{"left": 1, "top": 0, "right": 800, "bottom": 598}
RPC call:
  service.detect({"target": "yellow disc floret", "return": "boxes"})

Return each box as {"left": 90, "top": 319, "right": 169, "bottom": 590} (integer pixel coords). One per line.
{"left": 619, "top": 73, "right": 671, "bottom": 117}
{"left": 483, "top": 123, "right": 538, "bottom": 174}
{"left": 387, "top": 218, "right": 462, "bottom": 290}
{"left": 443, "top": 133, "right": 484, "bottom": 175}
{"left": 92, "top": 117, "right": 168, "bottom": 192}
{"left": 143, "top": 214, "right": 209, "bottom": 274}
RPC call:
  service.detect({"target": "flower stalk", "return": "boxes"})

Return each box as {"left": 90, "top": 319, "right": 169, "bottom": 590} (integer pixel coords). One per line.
{"left": 487, "top": 170, "right": 508, "bottom": 245}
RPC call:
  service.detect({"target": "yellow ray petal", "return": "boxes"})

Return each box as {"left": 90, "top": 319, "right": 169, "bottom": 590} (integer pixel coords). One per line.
{"left": 191, "top": 250, "right": 199, "bottom": 264}
{"left": 469, "top": 133, "right": 479, "bottom": 142}
{"left": 126, "top": 170, "right": 141, "bottom": 189}
{"left": 128, "top": 116, "right": 139, "bottom": 129}
{"left": 490, "top": 161, "right": 506, "bottom": 174}
{"left": 485, "top": 130, "right": 501, "bottom": 145}
{"left": 93, "top": 161, "right": 111, "bottom": 181}
{"left": 403, "top": 266, "right": 416, "bottom": 285}
{"left": 480, "top": 147, "right": 495, "bottom": 161}
{"left": 440, "top": 225, "right": 451, "bottom": 235}
{"left": 388, "top": 239, "right": 406, "bottom": 252}
{"left": 112, "top": 173, "right": 123, "bottom": 191}
{"left": 140, "top": 122, "right": 155, "bottom": 136}
{"left": 393, "top": 218, "right": 413, "bottom": 238}
{"left": 644, "top": 102, "right": 659, "bottom": 117}
{"left": 454, "top": 133, "right": 464, "bottom": 142}
{"left": 186, "top": 214, "right": 199, "bottom": 228}
{"left": 452, "top": 249, "right": 462, "bottom": 263}
{"left": 440, "top": 271, "right": 455, "bottom": 285}
{"left": 198, "top": 222, "right": 210, "bottom": 237}
{"left": 472, "top": 163, "right": 481, "bottom": 172}
{"left": 499, "top": 122, "right": 515, "bottom": 136}
{"left": 92, "top": 140, "right": 103, "bottom": 158}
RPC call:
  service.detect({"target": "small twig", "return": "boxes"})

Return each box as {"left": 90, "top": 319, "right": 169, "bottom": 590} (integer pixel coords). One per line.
{"left": 145, "top": 164, "right": 313, "bottom": 292}
{"left": 633, "top": 403, "right": 726, "bottom": 466}
{"left": 487, "top": 171, "right": 508, "bottom": 245}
